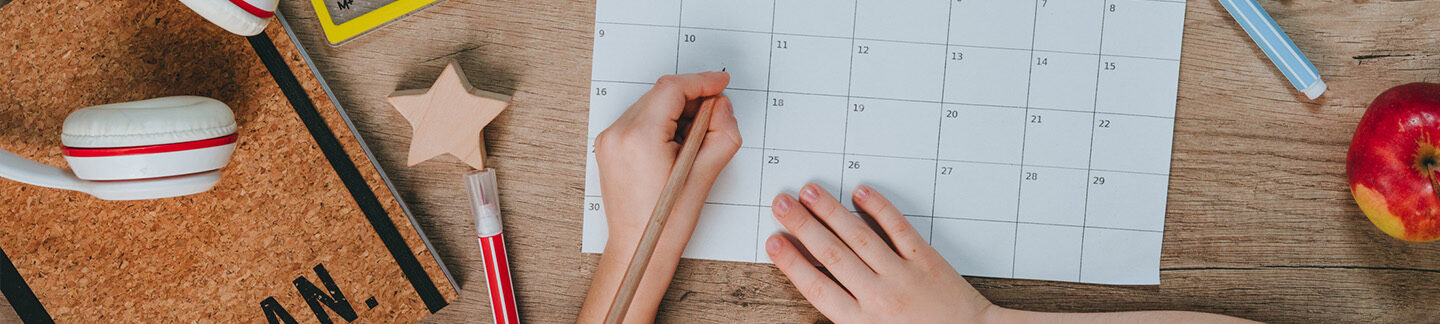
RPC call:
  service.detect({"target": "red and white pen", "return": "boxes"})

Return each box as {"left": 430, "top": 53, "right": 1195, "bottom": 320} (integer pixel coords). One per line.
{"left": 464, "top": 169, "right": 520, "bottom": 324}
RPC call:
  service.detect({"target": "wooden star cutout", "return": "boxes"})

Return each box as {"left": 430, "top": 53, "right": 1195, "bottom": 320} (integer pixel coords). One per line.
{"left": 387, "top": 61, "right": 510, "bottom": 170}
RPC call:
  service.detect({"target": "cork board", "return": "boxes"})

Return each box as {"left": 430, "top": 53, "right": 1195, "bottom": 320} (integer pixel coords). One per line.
{"left": 0, "top": 0, "right": 459, "bottom": 322}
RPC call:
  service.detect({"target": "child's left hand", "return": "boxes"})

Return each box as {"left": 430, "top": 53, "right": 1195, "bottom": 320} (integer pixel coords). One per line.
{"left": 765, "top": 184, "right": 999, "bottom": 323}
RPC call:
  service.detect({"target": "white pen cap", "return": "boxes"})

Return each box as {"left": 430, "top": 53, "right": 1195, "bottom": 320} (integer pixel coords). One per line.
{"left": 464, "top": 169, "right": 504, "bottom": 237}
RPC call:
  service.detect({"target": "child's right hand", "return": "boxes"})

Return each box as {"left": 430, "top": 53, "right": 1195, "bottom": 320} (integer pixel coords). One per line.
{"left": 765, "top": 184, "right": 1000, "bottom": 323}
{"left": 764, "top": 185, "right": 1258, "bottom": 324}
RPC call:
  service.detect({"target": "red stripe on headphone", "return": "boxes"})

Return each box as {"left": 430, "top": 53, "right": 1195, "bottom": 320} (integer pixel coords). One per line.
{"left": 228, "top": 0, "right": 274, "bottom": 19}
{"left": 62, "top": 134, "right": 238, "bottom": 158}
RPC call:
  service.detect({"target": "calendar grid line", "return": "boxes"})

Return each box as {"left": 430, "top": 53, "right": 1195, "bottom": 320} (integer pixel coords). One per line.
{"left": 837, "top": 0, "right": 861, "bottom": 209}
{"left": 584, "top": 195, "right": 1163, "bottom": 235}
{"left": 592, "top": 79, "right": 1179, "bottom": 120}
{"left": 939, "top": 219, "right": 1163, "bottom": 234}
{"left": 929, "top": 0, "right": 959, "bottom": 245}
{"left": 590, "top": 144, "right": 1175, "bottom": 175}
{"left": 672, "top": 1, "right": 683, "bottom": 73}
{"left": 1078, "top": 0, "right": 1115, "bottom": 283}
{"left": 584, "top": 142, "right": 1175, "bottom": 177}
{"left": 1012, "top": 0, "right": 1043, "bottom": 278}
{"left": 754, "top": 0, "right": 779, "bottom": 263}
{"left": 596, "top": 21, "right": 1181, "bottom": 63}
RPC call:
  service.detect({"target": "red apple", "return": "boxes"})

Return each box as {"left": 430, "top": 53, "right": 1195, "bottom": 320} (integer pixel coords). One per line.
{"left": 1348, "top": 82, "right": 1440, "bottom": 242}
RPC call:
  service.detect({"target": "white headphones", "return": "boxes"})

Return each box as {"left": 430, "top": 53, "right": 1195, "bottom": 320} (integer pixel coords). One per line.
{"left": 0, "top": 97, "right": 239, "bottom": 200}
{"left": 0, "top": 0, "right": 277, "bottom": 200}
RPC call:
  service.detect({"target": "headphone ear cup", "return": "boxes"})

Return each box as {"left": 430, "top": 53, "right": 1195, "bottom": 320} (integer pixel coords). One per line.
{"left": 61, "top": 96, "right": 238, "bottom": 181}
{"left": 62, "top": 96, "right": 236, "bottom": 149}
{"left": 177, "top": 0, "right": 276, "bottom": 36}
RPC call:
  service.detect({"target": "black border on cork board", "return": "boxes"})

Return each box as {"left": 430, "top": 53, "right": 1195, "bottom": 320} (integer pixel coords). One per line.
{"left": 0, "top": 32, "right": 449, "bottom": 323}
{"left": 0, "top": 244, "right": 50, "bottom": 323}
{"left": 246, "top": 33, "right": 448, "bottom": 313}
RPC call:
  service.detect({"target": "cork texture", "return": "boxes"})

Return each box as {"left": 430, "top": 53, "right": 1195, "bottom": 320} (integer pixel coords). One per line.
{"left": 0, "top": 0, "right": 458, "bottom": 322}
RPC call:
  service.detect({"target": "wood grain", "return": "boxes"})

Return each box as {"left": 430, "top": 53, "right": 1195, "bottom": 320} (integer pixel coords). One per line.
{"left": 6, "top": 0, "right": 1440, "bottom": 322}
{"left": 387, "top": 60, "right": 510, "bottom": 170}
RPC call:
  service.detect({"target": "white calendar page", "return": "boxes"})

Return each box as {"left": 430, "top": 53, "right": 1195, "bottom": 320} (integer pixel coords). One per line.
{"left": 582, "top": 0, "right": 1186, "bottom": 285}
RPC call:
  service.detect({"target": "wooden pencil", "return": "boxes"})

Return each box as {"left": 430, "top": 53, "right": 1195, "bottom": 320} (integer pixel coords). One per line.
{"left": 603, "top": 96, "right": 721, "bottom": 324}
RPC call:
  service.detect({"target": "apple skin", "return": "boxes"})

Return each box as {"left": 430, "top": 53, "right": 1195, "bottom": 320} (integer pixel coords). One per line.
{"left": 1348, "top": 82, "right": 1440, "bottom": 242}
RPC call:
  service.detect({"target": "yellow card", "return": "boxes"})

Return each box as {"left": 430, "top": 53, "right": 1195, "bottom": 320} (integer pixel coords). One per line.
{"left": 310, "top": 0, "right": 446, "bottom": 45}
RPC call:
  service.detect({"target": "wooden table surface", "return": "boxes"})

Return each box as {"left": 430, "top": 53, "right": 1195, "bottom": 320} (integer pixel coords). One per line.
{"left": 5, "top": 0, "right": 1440, "bottom": 322}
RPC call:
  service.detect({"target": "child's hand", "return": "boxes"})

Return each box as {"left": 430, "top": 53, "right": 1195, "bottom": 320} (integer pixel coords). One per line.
{"left": 594, "top": 71, "right": 739, "bottom": 245}
{"left": 766, "top": 184, "right": 998, "bottom": 323}
{"left": 580, "top": 72, "right": 740, "bottom": 323}
{"left": 583, "top": 73, "right": 1252, "bottom": 324}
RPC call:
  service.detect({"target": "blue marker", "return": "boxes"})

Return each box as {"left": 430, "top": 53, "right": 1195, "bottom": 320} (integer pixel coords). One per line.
{"left": 1219, "top": 0, "right": 1327, "bottom": 99}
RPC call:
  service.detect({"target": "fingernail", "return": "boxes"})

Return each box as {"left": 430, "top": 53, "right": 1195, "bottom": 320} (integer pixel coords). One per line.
{"left": 766, "top": 236, "right": 782, "bottom": 254}
{"left": 854, "top": 186, "right": 871, "bottom": 202}
{"left": 800, "top": 186, "right": 818, "bottom": 204}
{"left": 773, "top": 196, "right": 791, "bottom": 215}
